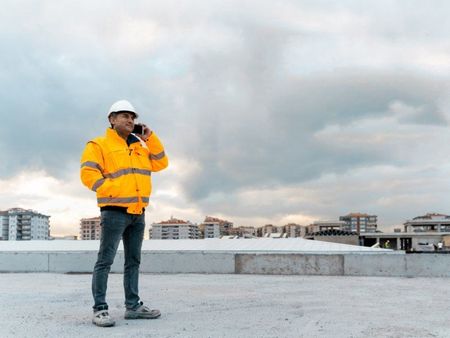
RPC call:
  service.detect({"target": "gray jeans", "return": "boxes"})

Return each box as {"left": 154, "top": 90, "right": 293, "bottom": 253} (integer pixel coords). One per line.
{"left": 92, "top": 210, "right": 145, "bottom": 311}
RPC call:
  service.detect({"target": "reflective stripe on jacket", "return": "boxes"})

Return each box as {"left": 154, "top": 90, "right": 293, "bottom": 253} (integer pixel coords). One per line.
{"left": 80, "top": 128, "right": 168, "bottom": 214}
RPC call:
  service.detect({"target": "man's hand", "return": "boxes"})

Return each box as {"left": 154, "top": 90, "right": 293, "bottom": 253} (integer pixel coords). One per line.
{"left": 138, "top": 124, "right": 152, "bottom": 142}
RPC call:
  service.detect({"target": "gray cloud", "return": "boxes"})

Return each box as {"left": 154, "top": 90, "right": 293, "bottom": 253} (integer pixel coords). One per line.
{"left": 172, "top": 62, "right": 449, "bottom": 199}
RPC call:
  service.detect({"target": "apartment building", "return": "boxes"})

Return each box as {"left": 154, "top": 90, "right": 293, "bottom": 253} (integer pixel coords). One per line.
{"left": 283, "top": 223, "right": 307, "bottom": 238}
{"left": 257, "top": 224, "right": 284, "bottom": 237}
{"left": 199, "top": 222, "right": 220, "bottom": 238}
{"left": 0, "top": 208, "right": 50, "bottom": 240}
{"left": 229, "top": 226, "right": 257, "bottom": 238}
{"left": 339, "top": 213, "right": 377, "bottom": 234}
{"left": 151, "top": 218, "right": 200, "bottom": 240}
{"left": 0, "top": 211, "right": 8, "bottom": 240}
{"left": 80, "top": 216, "right": 101, "bottom": 240}
{"left": 200, "top": 216, "right": 233, "bottom": 237}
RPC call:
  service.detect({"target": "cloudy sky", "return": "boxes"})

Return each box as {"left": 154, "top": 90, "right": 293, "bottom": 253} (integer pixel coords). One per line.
{"left": 1, "top": 0, "right": 449, "bottom": 236}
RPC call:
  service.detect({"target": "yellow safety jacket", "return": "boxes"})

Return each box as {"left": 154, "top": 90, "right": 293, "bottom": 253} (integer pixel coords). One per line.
{"left": 80, "top": 128, "right": 168, "bottom": 214}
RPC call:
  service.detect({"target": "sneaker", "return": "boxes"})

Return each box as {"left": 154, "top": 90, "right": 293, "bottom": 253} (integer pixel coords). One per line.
{"left": 92, "top": 309, "right": 115, "bottom": 327}
{"left": 124, "top": 302, "right": 161, "bottom": 319}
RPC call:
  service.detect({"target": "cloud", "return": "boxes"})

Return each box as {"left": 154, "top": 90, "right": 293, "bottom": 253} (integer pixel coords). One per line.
{"left": 172, "top": 70, "right": 449, "bottom": 200}
{"left": 0, "top": 1, "right": 449, "bottom": 234}
{"left": 0, "top": 170, "right": 97, "bottom": 236}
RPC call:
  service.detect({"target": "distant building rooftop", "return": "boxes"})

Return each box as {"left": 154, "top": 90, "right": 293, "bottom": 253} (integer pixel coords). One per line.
{"left": 411, "top": 213, "right": 450, "bottom": 221}
{"left": 155, "top": 217, "right": 191, "bottom": 225}
{"left": 1, "top": 208, "right": 50, "bottom": 218}
{"left": 341, "top": 213, "right": 372, "bottom": 218}
{"left": 310, "top": 229, "right": 358, "bottom": 236}
{"left": 203, "top": 216, "right": 232, "bottom": 224}
{"left": 313, "top": 220, "right": 346, "bottom": 225}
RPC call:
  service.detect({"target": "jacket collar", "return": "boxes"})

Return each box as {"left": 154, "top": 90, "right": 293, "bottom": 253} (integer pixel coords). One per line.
{"left": 105, "top": 128, "right": 140, "bottom": 146}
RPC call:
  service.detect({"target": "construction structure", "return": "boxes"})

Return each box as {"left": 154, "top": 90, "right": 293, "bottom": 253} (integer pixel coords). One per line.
{"left": 79, "top": 216, "right": 101, "bottom": 240}
{"left": 358, "top": 213, "right": 450, "bottom": 251}
{"left": 307, "top": 220, "right": 347, "bottom": 235}
{"left": 0, "top": 208, "right": 50, "bottom": 240}
{"left": 306, "top": 229, "right": 359, "bottom": 246}
{"left": 403, "top": 213, "right": 450, "bottom": 233}
{"left": 150, "top": 217, "right": 200, "bottom": 240}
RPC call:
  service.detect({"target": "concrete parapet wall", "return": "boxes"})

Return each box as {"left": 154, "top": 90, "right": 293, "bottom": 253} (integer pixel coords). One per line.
{"left": 1, "top": 251, "right": 449, "bottom": 277}
{"left": 48, "top": 252, "right": 125, "bottom": 273}
{"left": 141, "top": 252, "right": 235, "bottom": 273}
{"left": 235, "top": 254, "right": 344, "bottom": 275}
{"left": 405, "top": 254, "right": 450, "bottom": 277}
{"left": 0, "top": 252, "right": 49, "bottom": 272}
{"left": 344, "top": 254, "right": 407, "bottom": 277}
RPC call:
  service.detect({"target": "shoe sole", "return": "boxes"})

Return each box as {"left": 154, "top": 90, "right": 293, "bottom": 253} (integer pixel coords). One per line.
{"left": 92, "top": 320, "right": 115, "bottom": 327}
{"left": 124, "top": 313, "right": 161, "bottom": 320}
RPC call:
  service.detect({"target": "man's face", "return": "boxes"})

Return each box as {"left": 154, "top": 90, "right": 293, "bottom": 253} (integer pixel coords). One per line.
{"left": 109, "top": 112, "right": 136, "bottom": 135}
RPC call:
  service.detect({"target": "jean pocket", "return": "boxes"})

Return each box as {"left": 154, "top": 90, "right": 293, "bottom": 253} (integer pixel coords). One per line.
{"left": 101, "top": 210, "right": 128, "bottom": 230}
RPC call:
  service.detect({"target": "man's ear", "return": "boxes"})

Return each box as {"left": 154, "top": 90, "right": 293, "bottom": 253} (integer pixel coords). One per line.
{"left": 109, "top": 114, "right": 115, "bottom": 128}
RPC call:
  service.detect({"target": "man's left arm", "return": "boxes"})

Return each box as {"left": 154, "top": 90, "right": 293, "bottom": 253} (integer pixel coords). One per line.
{"left": 145, "top": 131, "right": 168, "bottom": 172}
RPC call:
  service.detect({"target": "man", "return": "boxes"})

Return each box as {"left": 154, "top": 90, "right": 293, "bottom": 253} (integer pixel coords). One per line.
{"left": 80, "top": 99, "right": 168, "bottom": 327}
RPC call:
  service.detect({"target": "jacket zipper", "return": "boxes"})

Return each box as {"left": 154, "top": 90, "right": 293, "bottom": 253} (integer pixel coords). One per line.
{"left": 129, "top": 145, "right": 142, "bottom": 212}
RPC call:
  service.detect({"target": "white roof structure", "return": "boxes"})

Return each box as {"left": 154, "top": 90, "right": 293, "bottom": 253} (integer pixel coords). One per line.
{"left": 0, "top": 238, "right": 396, "bottom": 254}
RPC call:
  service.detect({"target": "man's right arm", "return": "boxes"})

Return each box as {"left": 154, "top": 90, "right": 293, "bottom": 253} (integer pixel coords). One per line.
{"left": 80, "top": 141, "right": 120, "bottom": 196}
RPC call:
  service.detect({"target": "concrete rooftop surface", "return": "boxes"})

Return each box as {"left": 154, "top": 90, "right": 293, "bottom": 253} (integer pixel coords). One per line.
{"left": 0, "top": 273, "right": 449, "bottom": 338}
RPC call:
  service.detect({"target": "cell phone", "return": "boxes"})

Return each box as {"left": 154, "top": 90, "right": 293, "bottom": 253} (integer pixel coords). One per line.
{"left": 133, "top": 124, "right": 144, "bottom": 134}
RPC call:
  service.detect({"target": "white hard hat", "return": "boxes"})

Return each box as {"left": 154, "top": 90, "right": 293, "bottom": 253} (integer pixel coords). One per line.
{"left": 108, "top": 100, "right": 139, "bottom": 118}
